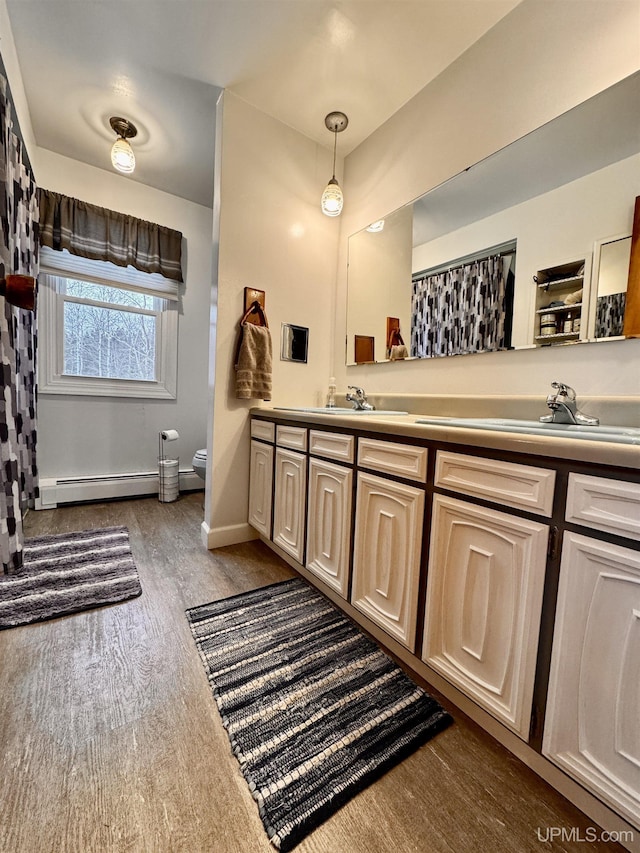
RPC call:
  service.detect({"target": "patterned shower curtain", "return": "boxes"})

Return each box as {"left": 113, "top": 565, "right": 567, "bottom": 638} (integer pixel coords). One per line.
{"left": 0, "top": 74, "right": 39, "bottom": 574}
{"left": 411, "top": 255, "right": 507, "bottom": 358}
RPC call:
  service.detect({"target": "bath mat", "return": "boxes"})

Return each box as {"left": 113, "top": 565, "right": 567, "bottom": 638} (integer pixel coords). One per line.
{"left": 186, "top": 578, "right": 452, "bottom": 851}
{"left": 0, "top": 526, "right": 142, "bottom": 629}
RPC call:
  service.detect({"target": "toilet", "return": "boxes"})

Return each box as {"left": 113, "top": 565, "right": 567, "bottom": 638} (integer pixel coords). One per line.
{"left": 192, "top": 449, "right": 207, "bottom": 481}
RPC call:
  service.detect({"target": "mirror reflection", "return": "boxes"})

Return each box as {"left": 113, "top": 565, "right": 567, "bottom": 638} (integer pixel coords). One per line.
{"left": 346, "top": 71, "right": 640, "bottom": 365}
{"left": 280, "top": 323, "right": 309, "bottom": 363}
{"left": 590, "top": 235, "right": 632, "bottom": 339}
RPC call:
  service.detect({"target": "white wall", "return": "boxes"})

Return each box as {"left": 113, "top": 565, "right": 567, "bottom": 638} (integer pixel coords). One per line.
{"left": 202, "top": 92, "right": 340, "bottom": 548}
{"left": 0, "top": 11, "right": 214, "bottom": 487}
{"left": 35, "top": 149, "right": 213, "bottom": 479}
{"left": 336, "top": 0, "right": 640, "bottom": 398}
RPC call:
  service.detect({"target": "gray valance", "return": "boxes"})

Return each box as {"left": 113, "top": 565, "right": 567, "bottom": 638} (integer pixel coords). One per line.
{"left": 37, "top": 189, "right": 183, "bottom": 282}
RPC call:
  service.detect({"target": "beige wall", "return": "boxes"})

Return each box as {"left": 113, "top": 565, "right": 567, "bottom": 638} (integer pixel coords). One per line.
{"left": 0, "top": 1, "right": 36, "bottom": 155}
{"left": 202, "top": 92, "right": 340, "bottom": 548}
{"left": 337, "top": 0, "right": 640, "bottom": 398}
{"left": 347, "top": 204, "right": 412, "bottom": 363}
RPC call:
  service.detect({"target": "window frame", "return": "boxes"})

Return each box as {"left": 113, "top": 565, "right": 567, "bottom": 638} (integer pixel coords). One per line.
{"left": 38, "top": 264, "right": 178, "bottom": 400}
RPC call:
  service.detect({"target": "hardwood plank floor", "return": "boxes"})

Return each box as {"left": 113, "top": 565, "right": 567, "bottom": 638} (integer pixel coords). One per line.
{"left": 0, "top": 494, "right": 626, "bottom": 852}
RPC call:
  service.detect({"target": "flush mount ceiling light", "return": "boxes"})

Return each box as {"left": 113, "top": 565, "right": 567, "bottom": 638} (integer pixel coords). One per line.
{"left": 109, "top": 116, "right": 138, "bottom": 174}
{"left": 366, "top": 219, "right": 385, "bottom": 232}
{"left": 321, "top": 111, "right": 348, "bottom": 217}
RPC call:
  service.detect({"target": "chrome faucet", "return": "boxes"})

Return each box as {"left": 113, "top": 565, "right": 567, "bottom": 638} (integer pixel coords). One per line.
{"left": 346, "top": 385, "right": 375, "bottom": 411}
{"left": 540, "top": 381, "right": 599, "bottom": 426}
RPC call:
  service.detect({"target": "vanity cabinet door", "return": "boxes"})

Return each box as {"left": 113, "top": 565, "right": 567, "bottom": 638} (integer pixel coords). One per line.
{"left": 351, "top": 472, "right": 424, "bottom": 651}
{"left": 306, "top": 458, "right": 353, "bottom": 599}
{"left": 543, "top": 533, "right": 640, "bottom": 829}
{"left": 248, "top": 439, "right": 273, "bottom": 538}
{"left": 273, "top": 448, "right": 307, "bottom": 563}
{"left": 422, "top": 495, "right": 548, "bottom": 739}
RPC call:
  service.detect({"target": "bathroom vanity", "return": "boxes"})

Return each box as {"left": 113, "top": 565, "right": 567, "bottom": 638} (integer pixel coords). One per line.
{"left": 247, "top": 406, "right": 640, "bottom": 846}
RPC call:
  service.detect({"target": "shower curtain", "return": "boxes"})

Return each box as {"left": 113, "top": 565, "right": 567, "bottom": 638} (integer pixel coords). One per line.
{"left": 411, "top": 255, "right": 507, "bottom": 358}
{"left": 0, "top": 74, "right": 39, "bottom": 574}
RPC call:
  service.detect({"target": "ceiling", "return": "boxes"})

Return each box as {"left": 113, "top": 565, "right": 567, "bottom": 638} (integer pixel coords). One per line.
{"left": 6, "top": 0, "right": 519, "bottom": 207}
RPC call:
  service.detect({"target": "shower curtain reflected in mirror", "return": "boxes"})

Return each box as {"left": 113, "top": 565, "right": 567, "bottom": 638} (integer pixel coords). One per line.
{"left": 411, "top": 254, "right": 512, "bottom": 359}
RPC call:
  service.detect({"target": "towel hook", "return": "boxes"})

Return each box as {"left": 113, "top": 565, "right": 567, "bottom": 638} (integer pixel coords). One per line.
{"left": 240, "top": 301, "right": 269, "bottom": 327}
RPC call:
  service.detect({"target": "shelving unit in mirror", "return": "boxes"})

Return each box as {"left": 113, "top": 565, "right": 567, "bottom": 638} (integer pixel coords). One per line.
{"left": 534, "top": 260, "right": 585, "bottom": 346}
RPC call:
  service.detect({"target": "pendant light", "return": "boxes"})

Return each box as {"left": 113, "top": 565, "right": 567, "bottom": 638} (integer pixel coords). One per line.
{"left": 321, "top": 111, "right": 348, "bottom": 217}
{"left": 109, "top": 116, "right": 138, "bottom": 174}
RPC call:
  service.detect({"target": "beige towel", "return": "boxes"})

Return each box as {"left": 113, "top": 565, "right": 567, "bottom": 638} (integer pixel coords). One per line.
{"left": 389, "top": 344, "right": 409, "bottom": 360}
{"left": 235, "top": 322, "right": 272, "bottom": 400}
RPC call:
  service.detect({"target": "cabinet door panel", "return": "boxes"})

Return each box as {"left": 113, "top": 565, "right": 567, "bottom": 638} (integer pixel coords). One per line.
{"left": 435, "top": 450, "right": 555, "bottom": 517}
{"left": 351, "top": 472, "right": 424, "bottom": 650}
{"left": 248, "top": 440, "right": 273, "bottom": 537}
{"left": 273, "top": 448, "right": 307, "bottom": 563}
{"left": 306, "top": 458, "right": 352, "bottom": 598}
{"left": 422, "top": 495, "right": 548, "bottom": 738}
{"left": 250, "top": 419, "right": 275, "bottom": 442}
{"left": 566, "top": 473, "right": 640, "bottom": 540}
{"left": 543, "top": 534, "right": 640, "bottom": 828}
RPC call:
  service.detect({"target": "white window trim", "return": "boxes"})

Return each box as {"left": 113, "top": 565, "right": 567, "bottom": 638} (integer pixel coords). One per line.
{"left": 38, "top": 269, "right": 178, "bottom": 400}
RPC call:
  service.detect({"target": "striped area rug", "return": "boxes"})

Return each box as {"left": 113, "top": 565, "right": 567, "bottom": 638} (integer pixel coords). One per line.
{"left": 0, "top": 526, "right": 142, "bottom": 629}
{"left": 186, "top": 578, "right": 452, "bottom": 851}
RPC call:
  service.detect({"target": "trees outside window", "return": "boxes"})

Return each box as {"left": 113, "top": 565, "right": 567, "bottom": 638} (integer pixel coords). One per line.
{"left": 39, "top": 268, "right": 178, "bottom": 400}
{"left": 62, "top": 280, "right": 158, "bottom": 381}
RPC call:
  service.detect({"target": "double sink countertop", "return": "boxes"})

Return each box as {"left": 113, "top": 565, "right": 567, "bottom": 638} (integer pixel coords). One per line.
{"left": 251, "top": 403, "right": 640, "bottom": 470}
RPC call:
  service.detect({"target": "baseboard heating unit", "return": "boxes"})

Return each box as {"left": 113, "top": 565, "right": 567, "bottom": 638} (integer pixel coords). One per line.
{"left": 36, "top": 469, "right": 203, "bottom": 509}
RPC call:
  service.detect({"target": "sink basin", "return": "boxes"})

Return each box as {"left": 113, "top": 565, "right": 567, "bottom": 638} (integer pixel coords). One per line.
{"left": 274, "top": 406, "right": 408, "bottom": 416}
{"left": 414, "top": 416, "right": 640, "bottom": 445}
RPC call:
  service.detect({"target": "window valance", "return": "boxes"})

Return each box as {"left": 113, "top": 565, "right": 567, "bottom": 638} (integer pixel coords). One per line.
{"left": 37, "top": 189, "right": 183, "bottom": 283}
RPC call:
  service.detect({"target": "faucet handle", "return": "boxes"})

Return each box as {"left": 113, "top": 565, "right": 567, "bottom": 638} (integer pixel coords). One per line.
{"left": 551, "top": 381, "right": 575, "bottom": 400}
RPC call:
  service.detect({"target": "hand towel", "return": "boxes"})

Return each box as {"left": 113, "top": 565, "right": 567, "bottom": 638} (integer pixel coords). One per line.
{"left": 390, "top": 344, "right": 409, "bottom": 360}
{"left": 235, "top": 322, "right": 272, "bottom": 400}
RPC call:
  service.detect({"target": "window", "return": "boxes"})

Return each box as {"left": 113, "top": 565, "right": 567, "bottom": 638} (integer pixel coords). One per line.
{"left": 39, "top": 248, "right": 178, "bottom": 398}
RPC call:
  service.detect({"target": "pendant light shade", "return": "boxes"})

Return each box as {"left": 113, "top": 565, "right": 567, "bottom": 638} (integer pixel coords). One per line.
{"left": 111, "top": 137, "right": 135, "bottom": 173}
{"left": 321, "top": 111, "right": 348, "bottom": 217}
{"left": 109, "top": 116, "right": 138, "bottom": 174}
{"left": 321, "top": 177, "right": 344, "bottom": 217}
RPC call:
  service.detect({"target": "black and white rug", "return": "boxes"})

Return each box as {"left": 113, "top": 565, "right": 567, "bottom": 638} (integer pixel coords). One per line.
{"left": 186, "top": 578, "right": 452, "bottom": 851}
{"left": 0, "top": 526, "right": 142, "bottom": 629}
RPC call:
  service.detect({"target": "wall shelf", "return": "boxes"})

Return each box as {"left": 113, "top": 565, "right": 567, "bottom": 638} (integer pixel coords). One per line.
{"left": 535, "top": 302, "right": 583, "bottom": 315}
{"left": 534, "top": 259, "right": 585, "bottom": 346}
{"left": 536, "top": 274, "right": 584, "bottom": 291}
{"left": 535, "top": 331, "right": 580, "bottom": 343}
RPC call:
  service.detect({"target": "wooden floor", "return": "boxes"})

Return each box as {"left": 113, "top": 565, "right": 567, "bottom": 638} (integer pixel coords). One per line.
{"left": 0, "top": 493, "right": 624, "bottom": 853}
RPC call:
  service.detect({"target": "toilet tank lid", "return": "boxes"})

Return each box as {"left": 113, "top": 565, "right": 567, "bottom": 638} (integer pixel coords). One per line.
{"left": 194, "top": 449, "right": 207, "bottom": 460}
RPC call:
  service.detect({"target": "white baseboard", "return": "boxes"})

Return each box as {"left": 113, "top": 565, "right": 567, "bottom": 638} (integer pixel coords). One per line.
{"left": 201, "top": 521, "right": 258, "bottom": 550}
{"left": 36, "top": 469, "right": 204, "bottom": 509}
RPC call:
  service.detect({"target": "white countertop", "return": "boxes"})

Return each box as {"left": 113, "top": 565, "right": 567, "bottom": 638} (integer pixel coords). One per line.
{"left": 251, "top": 407, "right": 640, "bottom": 470}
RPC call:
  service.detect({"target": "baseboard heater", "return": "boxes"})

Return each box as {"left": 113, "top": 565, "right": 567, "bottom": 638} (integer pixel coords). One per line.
{"left": 36, "top": 468, "right": 203, "bottom": 510}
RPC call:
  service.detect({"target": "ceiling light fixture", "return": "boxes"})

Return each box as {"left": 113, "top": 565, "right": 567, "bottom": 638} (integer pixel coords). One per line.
{"left": 109, "top": 116, "right": 138, "bottom": 174}
{"left": 366, "top": 219, "right": 385, "bottom": 232}
{"left": 321, "top": 111, "right": 348, "bottom": 217}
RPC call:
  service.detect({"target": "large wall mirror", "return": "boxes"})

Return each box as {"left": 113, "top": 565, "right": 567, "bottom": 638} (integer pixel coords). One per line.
{"left": 346, "top": 71, "right": 640, "bottom": 365}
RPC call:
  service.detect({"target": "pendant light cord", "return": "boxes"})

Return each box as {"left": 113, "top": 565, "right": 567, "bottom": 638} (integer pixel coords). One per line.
{"left": 331, "top": 129, "right": 337, "bottom": 180}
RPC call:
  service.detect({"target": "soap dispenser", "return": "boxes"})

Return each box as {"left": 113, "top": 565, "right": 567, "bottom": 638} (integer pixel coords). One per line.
{"left": 326, "top": 377, "right": 337, "bottom": 408}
